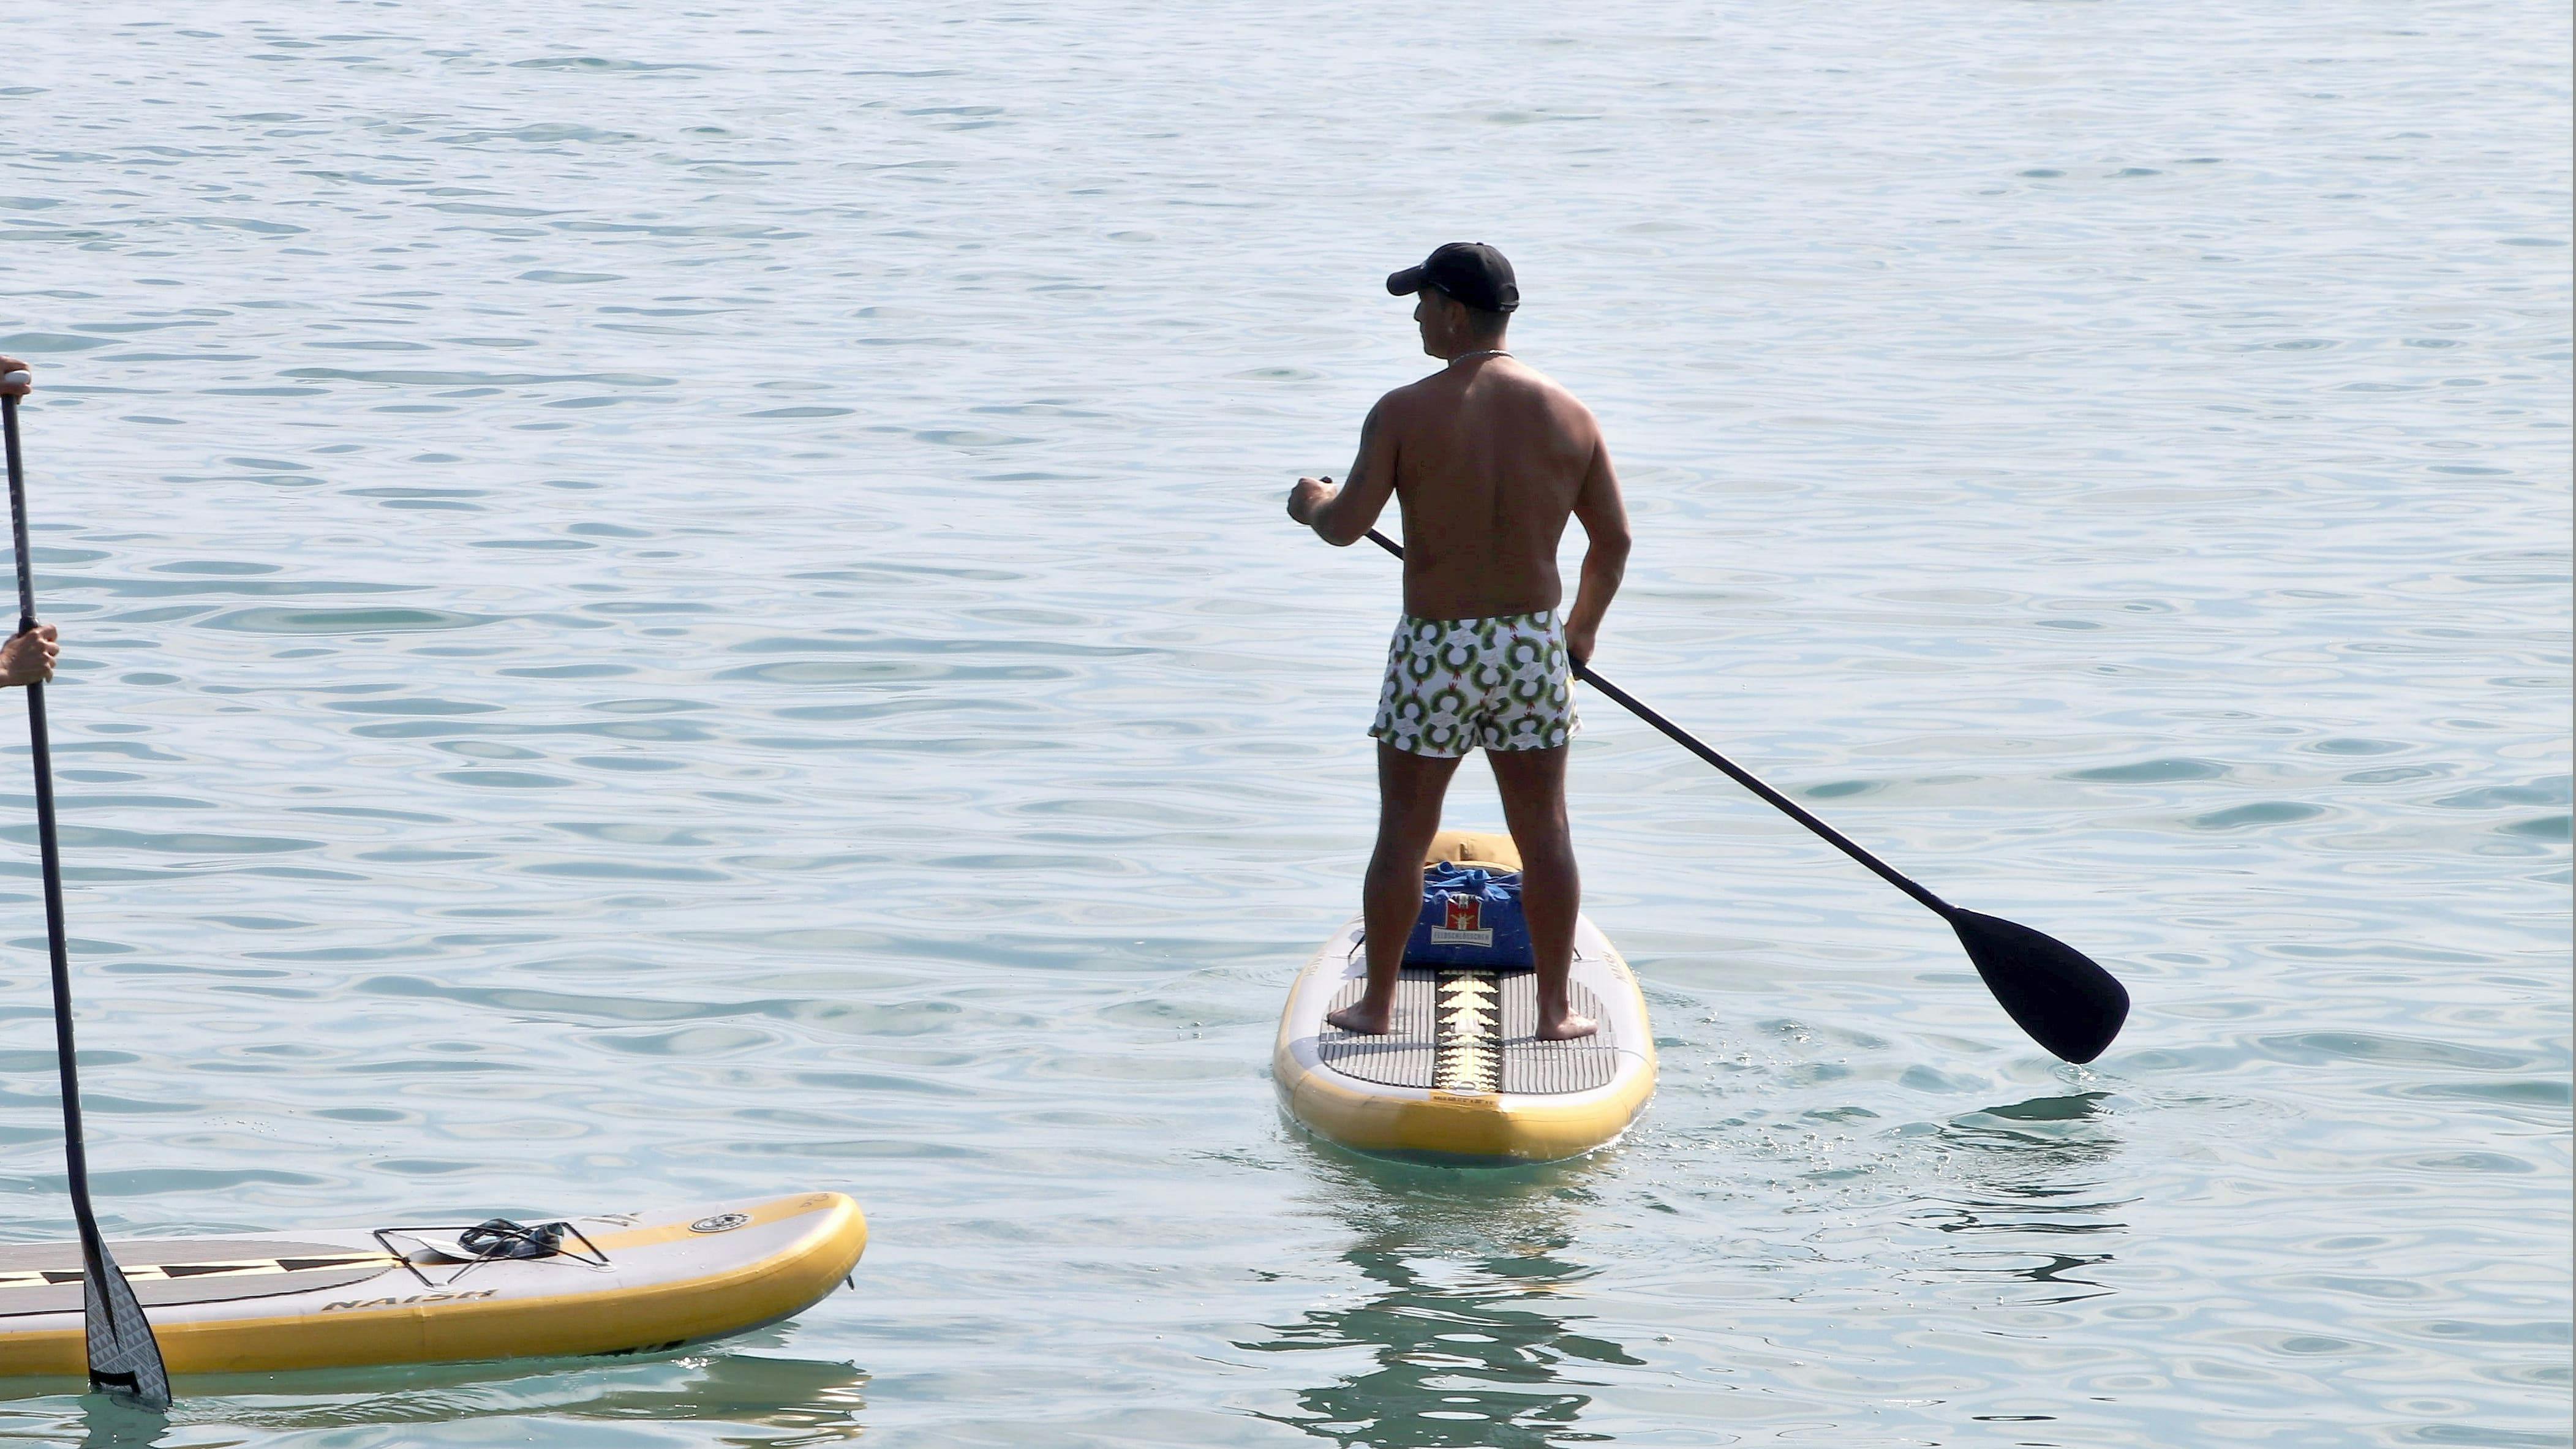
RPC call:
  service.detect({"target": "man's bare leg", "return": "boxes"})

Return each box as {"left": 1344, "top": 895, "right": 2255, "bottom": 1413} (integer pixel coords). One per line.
{"left": 1326, "top": 743, "right": 1464, "bottom": 1035}
{"left": 1486, "top": 745, "right": 1595, "bottom": 1041}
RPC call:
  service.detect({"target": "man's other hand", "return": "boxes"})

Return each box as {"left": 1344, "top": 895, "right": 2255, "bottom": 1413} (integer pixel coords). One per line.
{"left": 1287, "top": 475, "right": 1335, "bottom": 526}
{"left": 1565, "top": 621, "right": 1597, "bottom": 672}
{"left": 0, "top": 624, "right": 59, "bottom": 687}
{"left": 0, "top": 357, "right": 29, "bottom": 397}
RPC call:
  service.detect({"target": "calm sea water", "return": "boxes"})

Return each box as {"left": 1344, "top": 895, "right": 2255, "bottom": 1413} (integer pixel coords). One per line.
{"left": 0, "top": 2, "right": 2565, "bottom": 1445}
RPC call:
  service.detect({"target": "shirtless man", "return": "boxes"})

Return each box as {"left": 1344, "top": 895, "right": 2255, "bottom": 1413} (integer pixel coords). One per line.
{"left": 1286, "top": 243, "right": 1630, "bottom": 1041}
{"left": 0, "top": 358, "right": 69, "bottom": 689}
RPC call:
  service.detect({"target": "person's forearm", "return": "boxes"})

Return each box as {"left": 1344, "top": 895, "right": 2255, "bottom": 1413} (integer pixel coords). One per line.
{"left": 1308, "top": 487, "right": 1368, "bottom": 547}
{"left": 1565, "top": 541, "right": 1629, "bottom": 652}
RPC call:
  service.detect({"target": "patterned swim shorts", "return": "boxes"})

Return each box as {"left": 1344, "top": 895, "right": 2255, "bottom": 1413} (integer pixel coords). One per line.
{"left": 1369, "top": 611, "right": 1581, "bottom": 758}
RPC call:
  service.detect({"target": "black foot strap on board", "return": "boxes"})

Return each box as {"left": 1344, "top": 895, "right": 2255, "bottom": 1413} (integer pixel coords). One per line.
{"left": 456, "top": 1219, "right": 573, "bottom": 1261}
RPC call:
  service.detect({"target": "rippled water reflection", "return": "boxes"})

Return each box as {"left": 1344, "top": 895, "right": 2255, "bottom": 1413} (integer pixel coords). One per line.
{"left": 0, "top": 1, "right": 2565, "bottom": 1444}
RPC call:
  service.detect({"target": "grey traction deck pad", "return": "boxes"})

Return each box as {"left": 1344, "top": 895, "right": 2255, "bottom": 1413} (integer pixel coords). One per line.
{"left": 1314, "top": 970, "right": 1441, "bottom": 1088}
{"left": 0, "top": 1238, "right": 399, "bottom": 1317}
{"left": 1318, "top": 966, "right": 1622, "bottom": 1095}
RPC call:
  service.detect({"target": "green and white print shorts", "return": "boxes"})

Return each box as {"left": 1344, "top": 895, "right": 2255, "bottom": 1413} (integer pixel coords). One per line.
{"left": 1369, "top": 611, "right": 1581, "bottom": 758}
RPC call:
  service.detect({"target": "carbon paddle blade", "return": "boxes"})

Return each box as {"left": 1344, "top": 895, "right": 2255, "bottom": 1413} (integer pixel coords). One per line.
{"left": 1945, "top": 908, "right": 2129, "bottom": 1064}
{"left": 81, "top": 1242, "right": 169, "bottom": 1410}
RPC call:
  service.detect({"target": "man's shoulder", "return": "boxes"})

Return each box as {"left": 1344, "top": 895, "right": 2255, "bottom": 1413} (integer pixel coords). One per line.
{"left": 1508, "top": 362, "right": 1594, "bottom": 412}
{"left": 1376, "top": 372, "right": 1444, "bottom": 407}
{"left": 1376, "top": 363, "right": 1598, "bottom": 433}
{"left": 1366, "top": 375, "right": 1444, "bottom": 432}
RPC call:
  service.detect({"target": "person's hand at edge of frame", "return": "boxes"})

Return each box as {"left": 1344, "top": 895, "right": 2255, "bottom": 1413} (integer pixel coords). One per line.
{"left": 0, "top": 624, "right": 59, "bottom": 688}
{"left": 0, "top": 356, "right": 30, "bottom": 397}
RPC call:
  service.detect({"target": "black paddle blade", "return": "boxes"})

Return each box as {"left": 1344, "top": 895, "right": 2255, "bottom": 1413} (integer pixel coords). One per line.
{"left": 81, "top": 1243, "right": 169, "bottom": 1409}
{"left": 1945, "top": 908, "right": 2130, "bottom": 1064}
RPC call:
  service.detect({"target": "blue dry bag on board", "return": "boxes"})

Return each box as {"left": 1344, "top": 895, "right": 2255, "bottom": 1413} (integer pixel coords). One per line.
{"left": 1402, "top": 862, "right": 1536, "bottom": 969}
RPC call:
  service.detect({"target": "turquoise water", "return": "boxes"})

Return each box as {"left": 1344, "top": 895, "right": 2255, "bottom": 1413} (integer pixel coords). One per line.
{"left": 0, "top": 2, "right": 2566, "bottom": 1444}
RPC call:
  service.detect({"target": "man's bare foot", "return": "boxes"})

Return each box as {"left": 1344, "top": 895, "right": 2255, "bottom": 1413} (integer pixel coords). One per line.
{"left": 1326, "top": 1002, "right": 1397, "bottom": 1035}
{"left": 1534, "top": 1010, "right": 1598, "bottom": 1041}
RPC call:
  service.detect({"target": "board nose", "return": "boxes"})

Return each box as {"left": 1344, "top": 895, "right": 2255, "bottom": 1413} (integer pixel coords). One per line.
{"left": 1424, "top": 829, "right": 1521, "bottom": 870}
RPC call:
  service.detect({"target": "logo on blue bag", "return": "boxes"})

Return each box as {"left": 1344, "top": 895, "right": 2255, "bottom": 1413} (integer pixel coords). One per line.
{"left": 1429, "top": 894, "right": 1494, "bottom": 948}
{"left": 1406, "top": 863, "right": 1533, "bottom": 968}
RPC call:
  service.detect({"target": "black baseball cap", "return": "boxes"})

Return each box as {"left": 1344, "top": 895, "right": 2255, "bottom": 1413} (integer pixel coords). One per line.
{"left": 1386, "top": 242, "right": 1520, "bottom": 314}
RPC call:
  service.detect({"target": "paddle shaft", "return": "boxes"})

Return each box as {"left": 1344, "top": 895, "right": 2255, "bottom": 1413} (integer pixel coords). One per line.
{"left": 4, "top": 390, "right": 170, "bottom": 1406}
{"left": 1362, "top": 527, "right": 1951, "bottom": 916}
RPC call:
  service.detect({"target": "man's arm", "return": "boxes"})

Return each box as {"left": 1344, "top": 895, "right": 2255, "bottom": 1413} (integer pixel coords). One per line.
{"left": 1562, "top": 433, "right": 1631, "bottom": 667}
{"left": 1286, "top": 396, "right": 1399, "bottom": 547}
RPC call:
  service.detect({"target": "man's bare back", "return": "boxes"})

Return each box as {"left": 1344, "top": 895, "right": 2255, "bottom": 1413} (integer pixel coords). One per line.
{"left": 1286, "top": 244, "right": 1630, "bottom": 1043}
{"left": 1364, "top": 356, "right": 1616, "bottom": 625}
{"left": 1288, "top": 346, "right": 1625, "bottom": 663}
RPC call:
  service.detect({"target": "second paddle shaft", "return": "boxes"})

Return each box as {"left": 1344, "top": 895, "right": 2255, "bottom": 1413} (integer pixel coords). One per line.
{"left": 1361, "top": 527, "right": 1951, "bottom": 916}
{"left": 4, "top": 387, "right": 172, "bottom": 1409}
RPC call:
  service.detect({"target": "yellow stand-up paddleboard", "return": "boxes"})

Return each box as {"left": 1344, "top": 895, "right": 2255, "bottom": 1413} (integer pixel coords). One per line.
{"left": 0, "top": 1192, "right": 863, "bottom": 1379}
{"left": 1275, "top": 832, "right": 1655, "bottom": 1164}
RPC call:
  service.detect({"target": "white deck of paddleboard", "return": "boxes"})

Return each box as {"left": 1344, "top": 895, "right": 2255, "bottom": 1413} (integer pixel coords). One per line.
{"left": 1279, "top": 914, "right": 1654, "bottom": 1113}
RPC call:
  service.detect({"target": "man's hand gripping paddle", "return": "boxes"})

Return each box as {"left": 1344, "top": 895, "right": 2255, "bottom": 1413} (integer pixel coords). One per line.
{"left": 2, "top": 372, "right": 173, "bottom": 1408}
{"left": 1363, "top": 527, "right": 2128, "bottom": 1064}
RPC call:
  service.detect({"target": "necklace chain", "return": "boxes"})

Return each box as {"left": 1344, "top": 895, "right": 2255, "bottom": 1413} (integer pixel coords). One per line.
{"left": 1452, "top": 348, "right": 1512, "bottom": 364}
